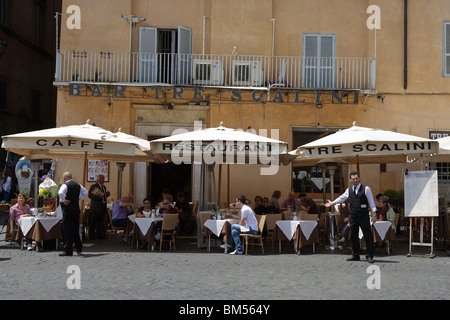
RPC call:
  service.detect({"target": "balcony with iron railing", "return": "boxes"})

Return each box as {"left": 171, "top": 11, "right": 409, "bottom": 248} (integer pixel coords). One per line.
{"left": 54, "top": 50, "right": 376, "bottom": 91}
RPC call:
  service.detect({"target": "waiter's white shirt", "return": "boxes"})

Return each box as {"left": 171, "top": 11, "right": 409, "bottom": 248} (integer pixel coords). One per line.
{"left": 58, "top": 179, "right": 88, "bottom": 202}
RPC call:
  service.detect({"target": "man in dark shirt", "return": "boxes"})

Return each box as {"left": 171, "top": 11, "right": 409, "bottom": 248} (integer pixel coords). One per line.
{"left": 88, "top": 174, "right": 110, "bottom": 240}
{"left": 253, "top": 195, "right": 268, "bottom": 215}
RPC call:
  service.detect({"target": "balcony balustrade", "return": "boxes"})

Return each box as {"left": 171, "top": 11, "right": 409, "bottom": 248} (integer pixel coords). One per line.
{"left": 55, "top": 50, "right": 376, "bottom": 91}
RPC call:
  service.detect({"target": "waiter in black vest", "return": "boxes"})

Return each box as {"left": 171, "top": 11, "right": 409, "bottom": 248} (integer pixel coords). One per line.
{"left": 326, "top": 171, "right": 377, "bottom": 263}
{"left": 58, "top": 172, "right": 88, "bottom": 256}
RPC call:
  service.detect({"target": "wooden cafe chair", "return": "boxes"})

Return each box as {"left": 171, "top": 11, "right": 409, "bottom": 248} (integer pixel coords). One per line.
{"left": 265, "top": 213, "right": 282, "bottom": 252}
{"left": 107, "top": 209, "right": 126, "bottom": 244}
{"left": 159, "top": 214, "right": 178, "bottom": 251}
{"left": 239, "top": 214, "right": 266, "bottom": 255}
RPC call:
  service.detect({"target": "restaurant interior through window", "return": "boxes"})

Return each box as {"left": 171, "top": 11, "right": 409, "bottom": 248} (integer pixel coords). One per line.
{"left": 292, "top": 128, "right": 346, "bottom": 201}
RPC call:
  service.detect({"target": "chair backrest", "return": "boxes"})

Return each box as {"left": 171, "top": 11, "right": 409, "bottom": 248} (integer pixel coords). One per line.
{"left": 161, "top": 214, "right": 178, "bottom": 231}
{"left": 107, "top": 209, "right": 114, "bottom": 225}
{"left": 318, "top": 213, "right": 325, "bottom": 228}
{"left": 257, "top": 214, "right": 266, "bottom": 234}
{"left": 199, "top": 212, "right": 210, "bottom": 227}
{"left": 394, "top": 213, "right": 400, "bottom": 233}
{"left": 300, "top": 213, "right": 318, "bottom": 221}
{"left": 265, "top": 213, "right": 282, "bottom": 230}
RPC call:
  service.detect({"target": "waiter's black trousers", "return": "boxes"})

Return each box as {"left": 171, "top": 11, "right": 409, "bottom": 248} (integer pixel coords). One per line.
{"left": 349, "top": 214, "right": 374, "bottom": 258}
{"left": 62, "top": 211, "right": 82, "bottom": 254}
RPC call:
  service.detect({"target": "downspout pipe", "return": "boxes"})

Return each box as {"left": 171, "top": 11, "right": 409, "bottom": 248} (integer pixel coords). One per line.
{"left": 404, "top": 0, "right": 408, "bottom": 90}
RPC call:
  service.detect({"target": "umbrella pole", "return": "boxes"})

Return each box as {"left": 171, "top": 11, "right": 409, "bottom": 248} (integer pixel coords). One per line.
{"left": 227, "top": 164, "right": 230, "bottom": 206}
{"left": 211, "top": 164, "right": 218, "bottom": 211}
{"left": 31, "top": 161, "right": 39, "bottom": 209}
{"left": 197, "top": 162, "right": 205, "bottom": 248}
{"left": 218, "top": 164, "right": 222, "bottom": 209}
{"left": 80, "top": 152, "right": 87, "bottom": 223}
{"left": 356, "top": 155, "right": 360, "bottom": 175}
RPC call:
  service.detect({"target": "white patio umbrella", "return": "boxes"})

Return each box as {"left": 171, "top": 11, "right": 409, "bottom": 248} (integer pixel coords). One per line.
{"left": 1, "top": 122, "right": 154, "bottom": 208}
{"left": 291, "top": 123, "right": 439, "bottom": 169}
{"left": 1, "top": 123, "right": 154, "bottom": 162}
{"left": 150, "top": 123, "right": 293, "bottom": 247}
{"left": 150, "top": 124, "right": 292, "bottom": 165}
{"left": 289, "top": 123, "right": 439, "bottom": 204}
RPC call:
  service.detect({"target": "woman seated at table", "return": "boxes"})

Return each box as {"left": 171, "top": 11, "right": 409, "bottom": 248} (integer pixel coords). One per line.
{"left": 136, "top": 197, "right": 152, "bottom": 217}
{"left": 268, "top": 190, "right": 281, "bottom": 213}
{"left": 9, "top": 193, "right": 33, "bottom": 251}
{"left": 299, "top": 196, "right": 320, "bottom": 218}
{"left": 375, "top": 195, "right": 396, "bottom": 252}
{"left": 375, "top": 196, "right": 395, "bottom": 227}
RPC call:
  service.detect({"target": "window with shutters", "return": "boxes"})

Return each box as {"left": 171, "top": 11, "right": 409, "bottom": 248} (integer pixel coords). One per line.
{"left": 138, "top": 26, "right": 192, "bottom": 84}
{"left": 302, "top": 33, "right": 336, "bottom": 88}
{"left": 443, "top": 22, "right": 450, "bottom": 77}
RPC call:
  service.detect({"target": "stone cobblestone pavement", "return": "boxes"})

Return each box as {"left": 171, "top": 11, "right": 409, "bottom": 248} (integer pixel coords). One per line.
{"left": 1, "top": 234, "right": 449, "bottom": 301}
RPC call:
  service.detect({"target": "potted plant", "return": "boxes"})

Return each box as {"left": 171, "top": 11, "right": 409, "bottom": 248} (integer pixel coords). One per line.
{"left": 39, "top": 187, "right": 57, "bottom": 210}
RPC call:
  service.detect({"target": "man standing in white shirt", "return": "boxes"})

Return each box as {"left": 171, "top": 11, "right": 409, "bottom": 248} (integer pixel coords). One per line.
{"left": 222, "top": 195, "right": 259, "bottom": 255}
{"left": 325, "top": 171, "right": 377, "bottom": 263}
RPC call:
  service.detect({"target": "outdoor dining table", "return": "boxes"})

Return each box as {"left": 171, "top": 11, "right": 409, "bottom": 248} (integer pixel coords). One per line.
{"left": 16, "top": 215, "right": 62, "bottom": 251}
{"left": 128, "top": 214, "right": 163, "bottom": 250}
{"left": 355, "top": 220, "right": 395, "bottom": 254}
{"left": 272, "top": 219, "right": 320, "bottom": 254}
{"left": 203, "top": 218, "right": 240, "bottom": 252}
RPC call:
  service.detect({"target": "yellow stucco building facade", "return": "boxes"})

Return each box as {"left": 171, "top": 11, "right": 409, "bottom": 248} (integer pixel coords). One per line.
{"left": 54, "top": 0, "right": 450, "bottom": 207}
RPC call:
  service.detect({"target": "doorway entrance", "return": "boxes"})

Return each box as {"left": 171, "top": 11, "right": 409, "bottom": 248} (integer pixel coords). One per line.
{"left": 148, "top": 162, "right": 192, "bottom": 207}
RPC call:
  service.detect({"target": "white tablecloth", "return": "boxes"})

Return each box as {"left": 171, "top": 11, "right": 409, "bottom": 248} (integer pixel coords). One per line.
{"left": 204, "top": 219, "right": 227, "bottom": 237}
{"left": 358, "top": 220, "right": 392, "bottom": 240}
{"left": 19, "top": 216, "right": 61, "bottom": 236}
{"left": 373, "top": 221, "right": 392, "bottom": 240}
{"left": 276, "top": 220, "right": 318, "bottom": 241}
{"left": 128, "top": 215, "right": 163, "bottom": 237}
{"left": 204, "top": 219, "right": 240, "bottom": 237}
